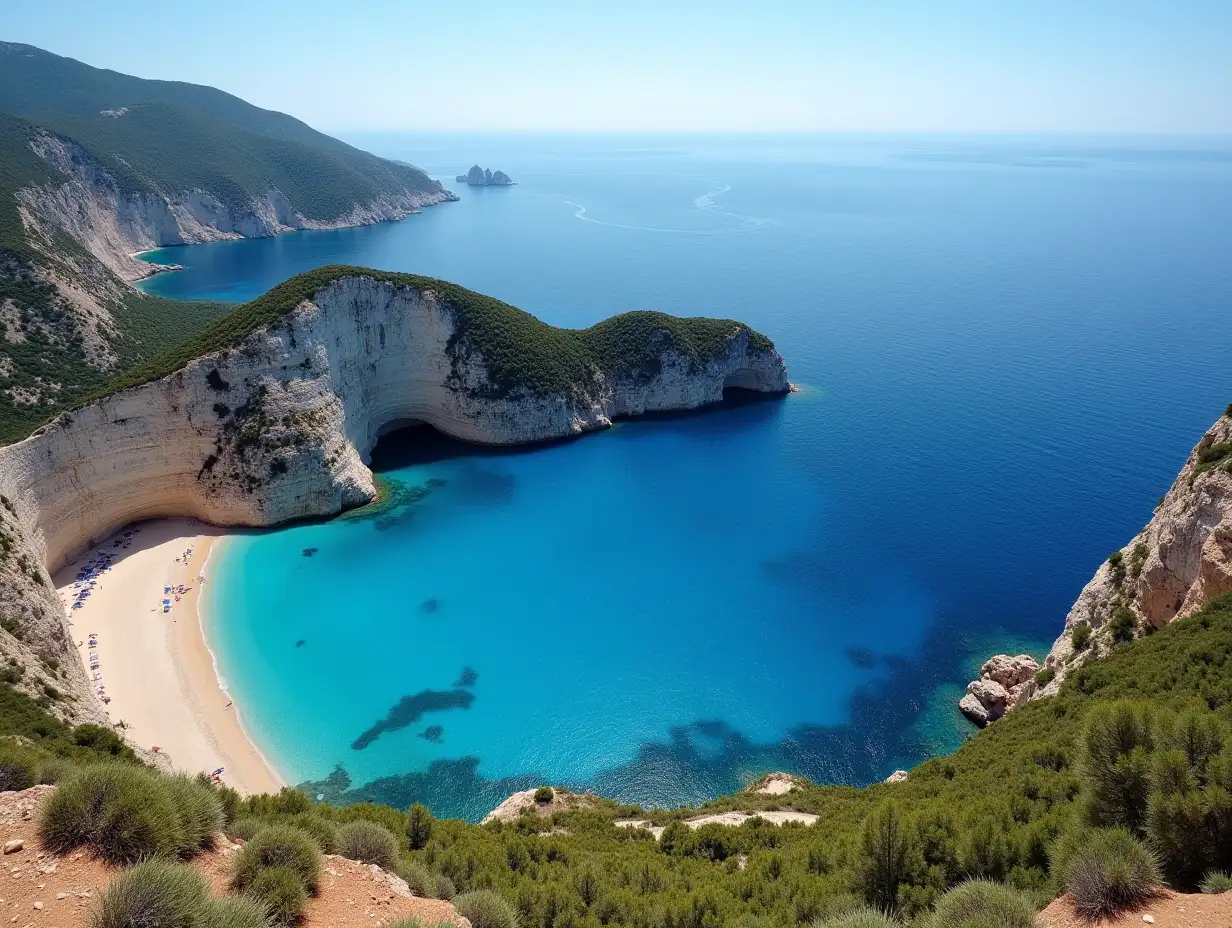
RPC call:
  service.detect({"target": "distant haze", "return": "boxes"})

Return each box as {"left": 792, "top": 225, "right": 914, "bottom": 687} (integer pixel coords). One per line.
{"left": 6, "top": 0, "right": 1231, "bottom": 134}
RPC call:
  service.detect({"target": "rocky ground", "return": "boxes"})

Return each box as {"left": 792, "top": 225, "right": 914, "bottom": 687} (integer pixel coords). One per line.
{"left": 0, "top": 787, "right": 466, "bottom": 928}
{"left": 1037, "top": 890, "right": 1232, "bottom": 927}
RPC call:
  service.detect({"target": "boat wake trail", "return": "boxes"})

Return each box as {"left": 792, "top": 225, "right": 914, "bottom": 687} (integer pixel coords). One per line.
{"left": 545, "top": 179, "right": 773, "bottom": 236}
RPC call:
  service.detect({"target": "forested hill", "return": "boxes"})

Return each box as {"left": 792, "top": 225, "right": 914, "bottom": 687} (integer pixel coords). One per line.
{"left": 0, "top": 41, "right": 443, "bottom": 218}
{"left": 0, "top": 41, "right": 454, "bottom": 445}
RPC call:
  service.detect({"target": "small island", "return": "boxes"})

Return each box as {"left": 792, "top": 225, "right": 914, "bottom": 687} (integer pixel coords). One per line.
{"left": 456, "top": 164, "right": 515, "bottom": 186}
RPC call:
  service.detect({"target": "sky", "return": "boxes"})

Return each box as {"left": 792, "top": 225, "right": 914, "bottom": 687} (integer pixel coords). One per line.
{"left": 6, "top": 0, "right": 1232, "bottom": 134}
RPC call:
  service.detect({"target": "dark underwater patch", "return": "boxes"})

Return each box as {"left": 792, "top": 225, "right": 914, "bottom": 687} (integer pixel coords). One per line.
{"left": 452, "top": 464, "right": 515, "bottom": 505}
{"left": 454, "top": 667, "right": 477, "bottom": 688}
{"left": 421, "top": 598, "right": 440, "bottom": 614}
{"left": 845, "top": 647, "right": 876, "bottom": 668}
{"left": 352, "top": 686, "right": 475, "bottom": 750}
{"left": 419, "top": 725, "right": 444, "bottom": 743}
{"left": 295, "top": 639, "right": 306, "bottom": 648}
{"left": 302, "top": 547, "right": 318, "bottom": 557}
{"left": 426, "top": 478, "right": 447, "bottom": 489}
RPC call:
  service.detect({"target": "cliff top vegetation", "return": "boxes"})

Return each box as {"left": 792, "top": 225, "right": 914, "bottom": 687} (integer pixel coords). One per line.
{"left": 77, "top": 266, "right": 779, "bottom": 406}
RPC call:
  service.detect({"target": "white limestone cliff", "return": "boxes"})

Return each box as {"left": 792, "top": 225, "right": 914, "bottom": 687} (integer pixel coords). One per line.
{"left": 962, "top": 409, "right": 1232, "bottom": 723}
{"left": 0, "top": 274, "right": 790, "bottom": 717}
{"left": 17, "top": 132, "right": 456, "bottom": 286}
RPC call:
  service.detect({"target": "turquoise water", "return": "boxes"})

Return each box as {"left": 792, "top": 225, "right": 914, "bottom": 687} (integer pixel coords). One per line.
{"left": 167, "top": 134, "right": 1232, "bottom": 820}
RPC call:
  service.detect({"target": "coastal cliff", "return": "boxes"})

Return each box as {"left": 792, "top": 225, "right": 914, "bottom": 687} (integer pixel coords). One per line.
{"left": 963, "top": 407, "right": 1232, "bottom": 721}
{"left": 0, "top": 268, "right": 789, "bottom": 719}
{"left": 19, "top": 130, "right": 455, "bottom": 285}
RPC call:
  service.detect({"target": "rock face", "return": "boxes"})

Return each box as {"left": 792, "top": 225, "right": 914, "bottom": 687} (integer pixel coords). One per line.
{"left": 455, "top": 165, "right": 515, "bottom": 186}
{"left": 958, "top": 653, "right": 1039, "bottom": 727}
{"left": 18, "top": 132, "right": 456, "bottom": 286}
{"left": 0, "top": 272, "right": 790, "bottom": 717}
{"left": 965, "top": 408, "right": 1232, "bottom": 721}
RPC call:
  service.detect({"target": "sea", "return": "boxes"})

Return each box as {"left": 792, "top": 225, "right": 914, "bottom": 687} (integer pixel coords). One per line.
{"left": 139, "top": 133, "right": 1232, "bottom": 821}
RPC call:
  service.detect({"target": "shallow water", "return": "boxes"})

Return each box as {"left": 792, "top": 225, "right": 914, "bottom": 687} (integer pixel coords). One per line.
{"left": 174, "top": 134, "right": 1232, "bottom": 820}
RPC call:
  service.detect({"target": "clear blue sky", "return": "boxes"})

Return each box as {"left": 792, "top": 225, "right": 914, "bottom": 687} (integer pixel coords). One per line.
{"left": 7, "top": 0, "right": 1231, "bottom": 133}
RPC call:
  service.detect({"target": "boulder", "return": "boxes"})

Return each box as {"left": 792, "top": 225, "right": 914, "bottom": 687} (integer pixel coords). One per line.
{"left": 883, "top": 770, "right": 909, "bottom": 784}
{"left": 959, "top": 693, "right": 992, "bottom": 728}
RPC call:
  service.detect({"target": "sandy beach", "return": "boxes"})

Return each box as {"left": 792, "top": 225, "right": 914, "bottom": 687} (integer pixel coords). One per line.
{"left": 55, "top": 518, "right": 282, "bottom": 795}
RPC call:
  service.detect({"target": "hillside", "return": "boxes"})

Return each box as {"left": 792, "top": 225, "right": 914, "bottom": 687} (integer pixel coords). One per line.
{"left": 0, "top": 42, "right": 455, "bottom": 446}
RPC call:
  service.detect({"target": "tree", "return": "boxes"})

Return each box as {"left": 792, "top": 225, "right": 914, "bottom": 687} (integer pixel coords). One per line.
{"left": 854, "top": 801, "right": 917, "bottom": 913}
{"left": 407, "top": 802, "right": 433, "bottom": 850}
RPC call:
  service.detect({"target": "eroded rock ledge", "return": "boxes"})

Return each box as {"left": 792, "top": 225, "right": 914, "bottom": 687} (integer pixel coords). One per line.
{"left": 0, "top": 269, "right": 790, "bottom": 720}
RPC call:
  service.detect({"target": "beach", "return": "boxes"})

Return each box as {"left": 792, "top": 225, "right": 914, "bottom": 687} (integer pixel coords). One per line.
{"left": 55, "top": 518, "right": 281, "bottom": 795}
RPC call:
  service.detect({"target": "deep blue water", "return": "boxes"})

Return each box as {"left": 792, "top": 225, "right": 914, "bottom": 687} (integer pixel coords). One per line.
{"left": 155, "top": 134, "right": 1232, "bottom": 821}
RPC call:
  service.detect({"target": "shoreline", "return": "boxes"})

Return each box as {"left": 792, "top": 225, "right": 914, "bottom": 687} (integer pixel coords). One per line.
{"left": 58, "top": 518, "right": 282, "bottom": 795}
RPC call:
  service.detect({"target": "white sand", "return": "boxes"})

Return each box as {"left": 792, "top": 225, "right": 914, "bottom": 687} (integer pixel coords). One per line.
{"left": 614, "top": 810, "right": 819, "bottom": 838}
{"left": 56, "top": 518, "right": 281, "bottom": 795}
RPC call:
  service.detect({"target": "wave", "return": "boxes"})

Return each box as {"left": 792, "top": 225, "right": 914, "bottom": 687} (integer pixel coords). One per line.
{"left": 544, "top": 178, "right": 774, "bottom": 236}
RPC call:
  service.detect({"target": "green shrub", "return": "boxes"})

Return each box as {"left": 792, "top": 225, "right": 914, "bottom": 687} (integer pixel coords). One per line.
{"left": 243, "top": 866, "right": 306, "bottom": 927}
{"left": 1034, "top": 666, "right": 1056, "bottom": 687}
{"left": 36, "top": 756, "right": 72, "bottom": 785}
{"left": 164, "top": 773, "right": 225, "bottom": 854}
{"left": 454, "top": 889, "right": 519, "bottom": 928}
{"left": 434, "top": 871, "right": 456, "bottom": 901}
{"left": 0, "top": 743, "right": 37, "bottom": 791}
{"left": 288, "top": 813, "right": 338, "bottom": 853}
{"left": 232, "top": 824, "right": 322, "bottom": 894}
{"left": 336, "top": 819, "right": 400, "bottom": 868}
{"left": 90, "top": 859, "right": 208, "bottom": 928}
{"left": 1081, "top": 701, "right": 1155, "bottom": 830}
{"left": 1202, "top": 870, "right": 1232, "bottom": 894}
{"left": 809, "top": 908, "right": 898, "bottom": 928}
{"left": 198, "top": 894, "right": 273, "bottom": 928}
{"left": 41, "top": 764, "right": 184, "bottom": 864}
{"left": 229, "top": 817, "right": 264, "bottom": 842}
{"left": 1071, "top": 624, "right": 1092, "bottom": 651}
{"left": 1060, "top": 828, "right": 1161, "bottom": 918}
{"left": 394, "top": 857, "right": 435, "bottom": 897}
{"left": 534, "top": 786, "right": 554, "bottom": 805}
{"left": 1108, "top": 604, "right": 1136, "bottom": 643}
{"left": 925, "top": 879, "right": 1035, "bottom": 928}
{"left": 407, "top": 802, "right": 433, "bottom": 850}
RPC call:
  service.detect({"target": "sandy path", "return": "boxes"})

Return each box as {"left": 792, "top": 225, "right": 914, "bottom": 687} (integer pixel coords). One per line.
{"left": 57, "top": 518, "right": 281, "bottom": 795}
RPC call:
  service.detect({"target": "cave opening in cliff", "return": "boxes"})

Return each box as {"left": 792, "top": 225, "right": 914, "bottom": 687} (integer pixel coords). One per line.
{"left": 368, "top": 420, "right": 487, "bottom": 471}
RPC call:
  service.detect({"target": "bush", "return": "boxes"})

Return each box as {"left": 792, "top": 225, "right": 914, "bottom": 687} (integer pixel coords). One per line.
{"left": 1071, "top": 625, "right": 1092, "bottom": 651}
{"left": 1202, "top": 870, "right": 1232, "bottom": 894}
{"left": 1081, "top": 701, "right": 1155, "bottom": 831}
{"left": 395, "top": 858, "right": 435, "bottom": 897}
{"left": 91, "top": 859, "right": 208, "bottom": 928}
{"left": 288, "top": 812, "right": 338, "bottom": 853}
{"left": 434, "top": 871, "right": 456, "bottom": 901}
{"left": 534, "top": 786, "right": 554, "bottom": 805}
{"left": 0, "top": 743, "right": 37, "bottom": 791}
{"left": 1034, "top": 666, "right": 1056, "bottom": 687}
{"left": 243, "top": 866, "right": 306, "bottom": 927}
{"left": 36, "top": 756, "right": 73, "bottom": 785}
{"left": 390, "top": 921, "right": 456, "bottom": 928}
{"left": 1060, "top": 828, "right": 1161, "bottom": 918}
{"left": 229, "top": 817, "right": 264, "bottom": 842}
{"left": 41, "top": 764, "right": 184, "bottom": 864}
{"left": 1109, "top": 605, "right": 1136, "bottom": 643}
{"left": 336, "top": 819, "right": 400, "bottom": 868}
{"left": 810, "top": 908, "right": 898, "bottom": 928}
{"left": 164, "top": 773, "right": 225, "bottom": 854}
{"left": 407, "top": 802, "right": 433, "bottom": 850}
{"left": 454, "top": 889, "right": 519, "bottom": 928}
{"left": 232, "top": 824, "right": 322, "bottom": 894}
{"left": 925, "top": 879, "right": 1035, "bottom": 928}
{"left": 199, "top": 894, "right": 273, "bottom": 928}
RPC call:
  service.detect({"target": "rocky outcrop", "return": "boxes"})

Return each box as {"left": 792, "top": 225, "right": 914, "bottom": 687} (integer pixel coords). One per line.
{"left": 0, "top": 272, "right": 789, "bottom": 716}
{"left": 965, "top": 408, "right": 1232, "bottom": 721}
{"left": 18, "top": 132, "right": 456, "bottom": 286}
{"left": 455, "top": 165, "right": 515, "bottom": 186}
{"left": 958, "top": 654, "right": 1039, "bottom": 727}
